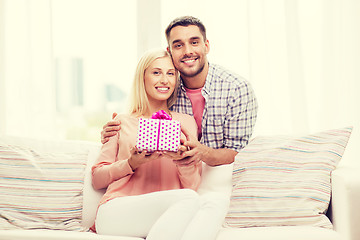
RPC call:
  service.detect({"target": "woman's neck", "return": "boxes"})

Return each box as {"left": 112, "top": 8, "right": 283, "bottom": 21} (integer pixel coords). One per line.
{"left": 142, "top": 103, "right": 170, "bottom": 118}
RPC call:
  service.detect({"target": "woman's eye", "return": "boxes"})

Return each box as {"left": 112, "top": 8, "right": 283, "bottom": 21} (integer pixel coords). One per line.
{"left": 153, "top": 71, "right": 160, "bottom": 75}
{"left": 167, "top": 72, "right": 175, "bottom": 76}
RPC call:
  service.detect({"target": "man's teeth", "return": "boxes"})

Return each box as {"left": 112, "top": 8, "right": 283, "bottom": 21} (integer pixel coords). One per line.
{"left": 184, "top": 59, "right": 196, "bottom": 63}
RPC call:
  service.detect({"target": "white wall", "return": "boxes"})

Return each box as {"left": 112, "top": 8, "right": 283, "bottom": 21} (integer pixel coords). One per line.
{"left": 0, "top": 0, "right": 359, "bottom": 160}
{"left": 0, "top": 0, "right": 6, "bottom": 135}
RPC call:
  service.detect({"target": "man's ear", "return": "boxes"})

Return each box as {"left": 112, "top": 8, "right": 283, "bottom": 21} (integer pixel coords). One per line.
{"left": 167, "top": 46, "right": 171, "bottom": 54}
{"left": 205, "top": 39, "right": 210, "bottom": 54}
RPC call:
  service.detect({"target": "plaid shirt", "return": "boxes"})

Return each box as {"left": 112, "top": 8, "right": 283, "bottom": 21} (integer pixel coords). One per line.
{"left": 170, "top": 63, "right": 258, "bottom": 152}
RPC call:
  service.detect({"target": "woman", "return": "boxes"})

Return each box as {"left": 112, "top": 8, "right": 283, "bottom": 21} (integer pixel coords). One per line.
{"left": 92, "top": 49, "right": 202, "bottom": 240}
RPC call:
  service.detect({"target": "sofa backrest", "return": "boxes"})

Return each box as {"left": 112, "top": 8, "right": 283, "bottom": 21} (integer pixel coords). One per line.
{"left": 0, "top": 135, "right": 100, "bottom": 231}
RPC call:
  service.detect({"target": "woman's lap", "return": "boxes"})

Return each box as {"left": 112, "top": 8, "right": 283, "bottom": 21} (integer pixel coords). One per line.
{"left": 95, "top": 189, "right": 199, "bottom": 238}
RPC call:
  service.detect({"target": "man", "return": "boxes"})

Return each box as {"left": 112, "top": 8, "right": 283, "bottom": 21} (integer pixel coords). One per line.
{"left": 101, "top": 16, "right": 258, "bottom": 167}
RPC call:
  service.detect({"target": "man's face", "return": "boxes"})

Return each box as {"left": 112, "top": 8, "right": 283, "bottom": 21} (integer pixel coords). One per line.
{"left": 167, "top": 25, "right": 210, "bottom": 79}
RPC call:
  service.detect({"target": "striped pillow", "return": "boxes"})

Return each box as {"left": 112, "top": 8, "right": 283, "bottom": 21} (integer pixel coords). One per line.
{"left": 225, "top": 127, "right": 352, "bottom": 228}
{"left": 0, "top": 137, "right": 89, "bottom": 231}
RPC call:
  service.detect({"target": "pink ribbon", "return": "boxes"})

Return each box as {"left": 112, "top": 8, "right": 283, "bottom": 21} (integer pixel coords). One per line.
{"left": 150, "top": 110, "right": 172, "bottom": 150}
{"left": 151, "top": 110, "right": 172, "bottom": 120}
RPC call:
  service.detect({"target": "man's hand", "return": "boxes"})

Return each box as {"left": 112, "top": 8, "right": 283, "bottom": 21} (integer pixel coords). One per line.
{"left": 160, "top": 145, "right": 188, "bottom": 162}
{"left": 177, "top": 124, "right": 238, "bottom": 166}
{"left": 163, "top": 124, "right": 210, "bottom": 166}
{"left": 101, "top": 112, "right": 121, "bottom": 144}
{"left": 175, "top": 132, "right": 212, "bottom": 166}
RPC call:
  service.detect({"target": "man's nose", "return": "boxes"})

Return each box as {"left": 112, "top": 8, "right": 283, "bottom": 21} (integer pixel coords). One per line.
{"left": 183, "top": 43, "right": 193, "bottom": 55}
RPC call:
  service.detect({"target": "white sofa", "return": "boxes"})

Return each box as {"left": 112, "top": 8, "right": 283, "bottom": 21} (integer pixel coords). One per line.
{"left": 0, "top": 131, "right": 359, "bottom": 240}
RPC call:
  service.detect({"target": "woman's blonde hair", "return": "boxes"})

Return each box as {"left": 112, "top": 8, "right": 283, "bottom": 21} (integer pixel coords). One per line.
{"left": 129, "top": 49, "right": 179, "bottom": 116}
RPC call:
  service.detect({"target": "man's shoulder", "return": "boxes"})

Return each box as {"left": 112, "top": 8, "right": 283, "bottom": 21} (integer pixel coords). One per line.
{"left": 209, "top": 63, "right": 248, "bottom": 85}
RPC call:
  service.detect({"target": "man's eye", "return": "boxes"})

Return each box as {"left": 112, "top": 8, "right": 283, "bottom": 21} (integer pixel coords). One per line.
{"left": 192, "top": 41, "right": 198, "bottom": 45}
{"left": 174, "top": 44, "right": 182, "bottom": 48}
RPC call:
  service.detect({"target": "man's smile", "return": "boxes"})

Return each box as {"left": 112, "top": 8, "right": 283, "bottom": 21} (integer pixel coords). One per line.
{"left": 181, "top": 57, "right": 199, "bottom": 65}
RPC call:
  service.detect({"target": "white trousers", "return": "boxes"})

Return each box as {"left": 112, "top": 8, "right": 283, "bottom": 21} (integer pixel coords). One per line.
{"left": 95, "top": 189, "right": 229, "bottom": 240}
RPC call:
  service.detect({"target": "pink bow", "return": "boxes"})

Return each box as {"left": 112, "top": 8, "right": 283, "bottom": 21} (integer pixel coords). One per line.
{"left": 151, "top": 110, "right": 172, "bottom": 120}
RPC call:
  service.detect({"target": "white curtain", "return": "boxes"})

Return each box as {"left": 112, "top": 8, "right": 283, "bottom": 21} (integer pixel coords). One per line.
{"left": 246, "top": 0, "right": 360, "bottom": 134}
{"left": 246, "top": 0, "right": 360, "bottom": 165}
{"left": 1, "top": 0, "right": 56, "bottom": 138}
{"left": 161, "top": 0, "right": 360, "bottom": 165}
{"left": 1, "top": 0, "right": 359, "bottom": 163}
{"left": 1, "top": 0, "right": 137, "bottom": 140}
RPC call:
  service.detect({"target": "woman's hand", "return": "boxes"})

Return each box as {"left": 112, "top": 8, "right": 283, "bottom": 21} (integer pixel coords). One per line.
{"left": 128, "top": 146, "right": 162, "bottom": 171}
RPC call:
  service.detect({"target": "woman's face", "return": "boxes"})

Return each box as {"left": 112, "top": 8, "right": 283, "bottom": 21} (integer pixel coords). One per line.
{"left": 144, "top": 56, "right": 177, "bottom": 105}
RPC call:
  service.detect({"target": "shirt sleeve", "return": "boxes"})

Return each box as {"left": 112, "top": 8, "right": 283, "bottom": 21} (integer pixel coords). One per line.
{"left": 224, "top": 80, "right": 258, "bottom": 152}
{"left": 91, "top": 132, "right": 134, "bottom": 190}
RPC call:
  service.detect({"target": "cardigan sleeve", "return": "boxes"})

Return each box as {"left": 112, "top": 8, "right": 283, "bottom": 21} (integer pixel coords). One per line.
{"left": 176, "top": 162, "right": 202, "bottom": 190}
{"left": 91, "top": 132, "right": 134, "bottom": 190}
{"left": 175, "top": 113, "right": 202, "bottom": 190}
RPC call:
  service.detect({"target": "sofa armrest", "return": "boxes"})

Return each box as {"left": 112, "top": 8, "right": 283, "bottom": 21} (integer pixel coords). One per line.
{"left": 82, "top": 144, "right": 105, "bottom": 229}
{"left": 331, "top": 165, "right": 360, "bottom": 240}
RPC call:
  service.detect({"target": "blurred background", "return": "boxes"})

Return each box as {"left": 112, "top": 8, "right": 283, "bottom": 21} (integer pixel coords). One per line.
{"left": 0, "top": 0, "right": 359, "bottom": 163}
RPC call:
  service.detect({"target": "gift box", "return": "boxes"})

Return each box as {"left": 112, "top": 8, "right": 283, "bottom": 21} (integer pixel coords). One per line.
{"left": 136, "top": 110, "right": 181, "bottom": 152}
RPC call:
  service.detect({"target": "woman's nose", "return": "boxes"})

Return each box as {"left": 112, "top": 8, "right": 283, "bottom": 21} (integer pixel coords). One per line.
{"left": 160, "top": 75, "right": 169, "bottom": 84}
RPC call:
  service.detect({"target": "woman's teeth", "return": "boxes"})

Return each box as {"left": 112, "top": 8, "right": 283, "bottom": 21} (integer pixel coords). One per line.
{"left": 156, "top": 87, "right": 169, "bottom": 91}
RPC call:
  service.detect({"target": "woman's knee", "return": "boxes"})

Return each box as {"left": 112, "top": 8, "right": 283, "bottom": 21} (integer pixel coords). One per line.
{"left": 181, "top": 188, "right": 199, "bottom": 198}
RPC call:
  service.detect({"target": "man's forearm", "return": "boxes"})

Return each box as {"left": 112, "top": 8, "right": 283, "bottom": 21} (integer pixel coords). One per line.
{"left": 203, "top": 147, "right": 238, "bottom": 166}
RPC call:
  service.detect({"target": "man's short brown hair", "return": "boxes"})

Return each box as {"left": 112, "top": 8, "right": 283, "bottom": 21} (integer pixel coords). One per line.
{"left": 165, "top": 16, "right": 207, "bottom": 44}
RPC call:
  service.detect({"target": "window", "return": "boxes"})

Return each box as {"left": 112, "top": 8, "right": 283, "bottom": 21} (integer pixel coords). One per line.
{"left": 2, "top": 0, "right": 137, "bottom": 141}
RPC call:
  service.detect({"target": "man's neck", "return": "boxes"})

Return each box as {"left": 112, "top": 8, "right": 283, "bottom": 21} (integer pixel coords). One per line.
{"left": 182, "top": 62, "right": 209, "bottom": 89}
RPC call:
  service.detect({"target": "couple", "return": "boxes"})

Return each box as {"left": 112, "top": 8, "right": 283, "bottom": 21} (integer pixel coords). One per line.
{"left": 92, "top": 16, "right": 258, "bottom": 240}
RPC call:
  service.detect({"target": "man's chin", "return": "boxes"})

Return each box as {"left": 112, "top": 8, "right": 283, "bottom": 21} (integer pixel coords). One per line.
{"left": 180, "top": 71, "right": 198, "bottom": 78}
{"left": 179, "top": 66, "right": 204, "bottom": 78}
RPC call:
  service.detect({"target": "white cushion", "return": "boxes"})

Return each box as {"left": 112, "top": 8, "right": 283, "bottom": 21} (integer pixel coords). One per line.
{"left": 197, "top": 162, "right": 234, "bottom": 196}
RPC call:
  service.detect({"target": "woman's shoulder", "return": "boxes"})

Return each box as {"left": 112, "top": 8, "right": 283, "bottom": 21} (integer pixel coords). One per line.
{"left": 171, "top": 112, "right": 194, "bottom": 122}
{"left": 171, "top": 112, "right": 197, "bottom": 137}
{"left": 114, "top": 113, "right": 137, "bottom": 123}
{"left": 171, "top": 112, "right": 196, "bottom": 128}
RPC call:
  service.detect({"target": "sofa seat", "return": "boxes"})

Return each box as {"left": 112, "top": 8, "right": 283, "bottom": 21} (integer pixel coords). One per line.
{"left": 0, "top": 226, "right": 341, "bottom": 240}
{"left": 0, "top": 229, "right": 143, "bottom": 240}
{"left": 216, "top": 226, "right": 341, "bottom": 240}
{"left": 0, "top": 130, "right": 359, "bottom": 240}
